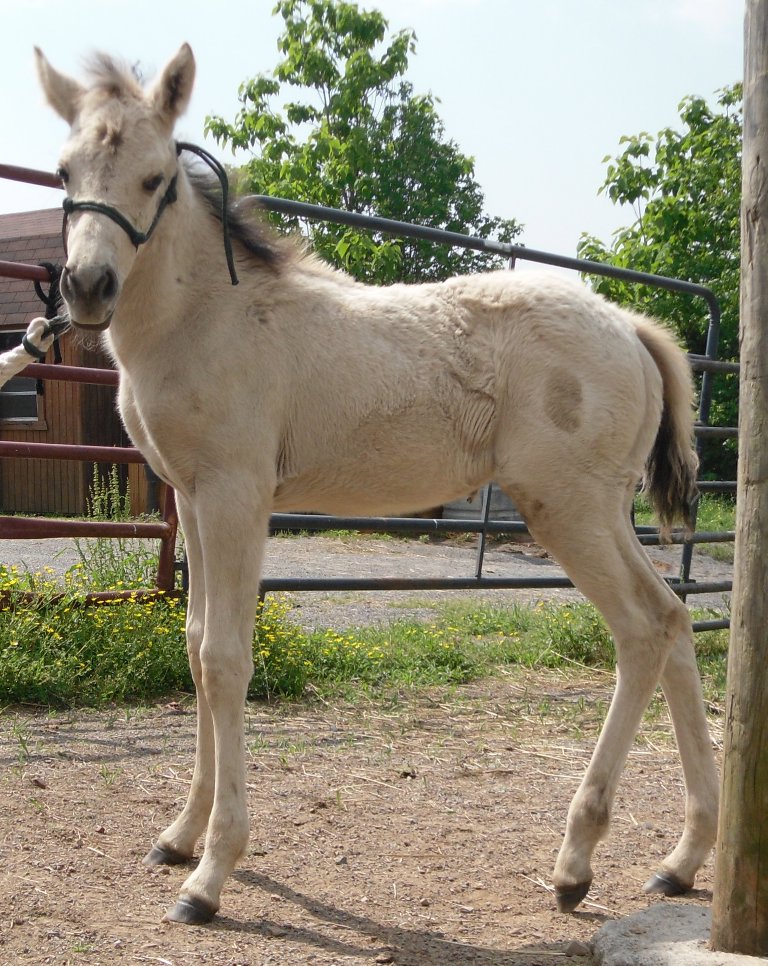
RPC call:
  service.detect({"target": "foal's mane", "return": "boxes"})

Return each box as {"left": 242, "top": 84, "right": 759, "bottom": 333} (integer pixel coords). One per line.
{"left": 185, "top": 166, "right": 290, "bottom": 271}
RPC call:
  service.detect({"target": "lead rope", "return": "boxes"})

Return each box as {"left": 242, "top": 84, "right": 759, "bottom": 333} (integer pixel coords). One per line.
{"left": 33, "top": 261, "right": 66, "bottom": 364}
{"left": 176, "top": 141, "right": 239, "bottom": 286}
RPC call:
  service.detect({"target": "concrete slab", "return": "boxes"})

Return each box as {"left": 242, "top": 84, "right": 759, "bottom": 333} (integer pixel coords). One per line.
{"left": 592, "top": 903, "right": 768, "bottom": 965}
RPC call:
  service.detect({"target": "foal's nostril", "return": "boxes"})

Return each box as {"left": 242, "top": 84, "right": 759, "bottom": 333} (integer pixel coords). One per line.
{"left": 99, "top": 267, "right": 118, "bottom": 303}
{"left": 60, "top": 266, "right": 77, "bottom": 302}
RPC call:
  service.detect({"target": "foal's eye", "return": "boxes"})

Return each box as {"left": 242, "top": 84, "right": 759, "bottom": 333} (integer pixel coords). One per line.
{"left": 142, "top": 174, "right": 164, "bottom": 193}
{"left": 56, "top": 166, "right": 70, "bottom": 186}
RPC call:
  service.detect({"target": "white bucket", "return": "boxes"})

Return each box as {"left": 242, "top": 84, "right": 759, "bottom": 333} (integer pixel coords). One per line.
{"left": 442, "top": 483, "right": 522, "bottom": 522}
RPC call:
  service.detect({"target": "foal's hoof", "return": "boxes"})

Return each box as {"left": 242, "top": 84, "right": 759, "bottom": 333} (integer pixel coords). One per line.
{"left": 163, "top": 894, "right": 218, "bottom": 925}
{"left": 143, "top": 843, "right": 190, "bottom": 867}
{"left": 555, "top": 881, "right": 591, "bottom": 913}
{"left": 643, "top": 871, "right": 690, "bottom": 897}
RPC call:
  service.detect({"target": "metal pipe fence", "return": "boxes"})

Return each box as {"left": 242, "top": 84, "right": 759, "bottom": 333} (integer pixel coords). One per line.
{"left": 0, "top": 164, "right": 736, "bottom": 629}
{"left": 0, "top": 360, "right": 180, "bottom": 602}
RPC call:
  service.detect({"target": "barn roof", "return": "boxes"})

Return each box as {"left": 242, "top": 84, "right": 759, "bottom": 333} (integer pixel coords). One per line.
{"left": 0, "top": 208, "right": 63, "bottom": 329}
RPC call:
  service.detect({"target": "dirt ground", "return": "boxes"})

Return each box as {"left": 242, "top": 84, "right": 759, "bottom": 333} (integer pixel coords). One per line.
{"left": 0, "top": 673, "right": 720, "bottom": 966}
{"left": 0, "top": 534, "right": 727, "bottom": 965}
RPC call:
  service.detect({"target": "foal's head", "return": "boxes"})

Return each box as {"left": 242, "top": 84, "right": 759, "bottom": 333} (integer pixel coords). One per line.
{"left": 36, "top": 44, "right": 196, "bottom": 330}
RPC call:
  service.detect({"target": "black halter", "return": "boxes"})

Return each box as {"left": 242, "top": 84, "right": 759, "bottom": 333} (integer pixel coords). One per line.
{"left": 61, "top": 141, "right": 239, "bottom": 285}
{"left": 63, "top": 172, "right": 178, "bottom": 248}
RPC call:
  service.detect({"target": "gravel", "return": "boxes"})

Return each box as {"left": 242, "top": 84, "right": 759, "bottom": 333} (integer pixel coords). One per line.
{"left": 0, "top": 531, "right": 732, "bottom": 630}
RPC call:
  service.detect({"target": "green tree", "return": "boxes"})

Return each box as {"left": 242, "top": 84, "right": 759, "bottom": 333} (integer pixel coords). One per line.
{"left": 577, "top": 85, "right": 742, "bottom": 479}
{"left": 205, "top": 0, "right": 521, "bottom": 283}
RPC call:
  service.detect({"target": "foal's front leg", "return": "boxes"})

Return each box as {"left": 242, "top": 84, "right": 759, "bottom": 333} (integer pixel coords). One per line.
{"left": 162, "top": 487, "right": 269, "bottom": 924}
{"left": 144, "top": 493, "right": 214, "bottom": 867}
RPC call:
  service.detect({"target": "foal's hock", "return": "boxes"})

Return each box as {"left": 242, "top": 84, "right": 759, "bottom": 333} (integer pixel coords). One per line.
{"left": 33, "top": 43, "right": 717, "bottom": 924}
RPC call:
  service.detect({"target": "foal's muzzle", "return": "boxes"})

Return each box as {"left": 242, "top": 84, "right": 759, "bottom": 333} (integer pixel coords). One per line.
{"left": 60, "top": 262, "right": 118, "bottom": 331}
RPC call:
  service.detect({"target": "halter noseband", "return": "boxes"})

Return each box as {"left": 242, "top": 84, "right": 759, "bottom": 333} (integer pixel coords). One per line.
{"left": 61, "top": 141, "right": 239, "bottom": 285}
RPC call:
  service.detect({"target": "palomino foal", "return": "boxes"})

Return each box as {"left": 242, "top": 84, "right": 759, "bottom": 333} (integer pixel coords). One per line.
{"left": 35, "top": 44, "right": 718, "bottom": 924}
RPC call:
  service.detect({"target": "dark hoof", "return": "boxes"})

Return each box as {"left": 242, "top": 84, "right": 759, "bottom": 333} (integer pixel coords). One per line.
{"left": 643, "top": 871, "right": 691, "bottom": 897}
{"left": 143, "top": 843, "right": 191, "bottom": 867}
{"left": 555, "top": 881, "right": 591, "bottom": 913}
{"left": 163, "top": 894, "right": 218, "bottom": 925}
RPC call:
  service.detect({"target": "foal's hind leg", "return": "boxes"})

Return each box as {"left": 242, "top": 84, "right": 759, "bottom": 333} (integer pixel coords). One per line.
{"left": 643, "top": 631, "right": 719, "bottom": 895}
{"left": 505, "top": 481, "right": 713, "bottom": 911}
{"left": 144, "top": 493, "right": 214, "bottom": 867}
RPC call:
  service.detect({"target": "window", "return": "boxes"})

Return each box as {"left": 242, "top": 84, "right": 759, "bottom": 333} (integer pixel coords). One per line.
{"left": 0, "top": 330, "right": 45, "bottom": 426}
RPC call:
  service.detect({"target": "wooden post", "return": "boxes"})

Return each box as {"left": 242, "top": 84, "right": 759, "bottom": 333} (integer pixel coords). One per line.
{"left": 710, "top": 0, "right": 768, "bottom": 954}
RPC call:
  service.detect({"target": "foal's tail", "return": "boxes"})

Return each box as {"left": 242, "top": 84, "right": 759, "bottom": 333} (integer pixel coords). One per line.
{"left": 635, "top": 319, "right": 699, "bottom": 535}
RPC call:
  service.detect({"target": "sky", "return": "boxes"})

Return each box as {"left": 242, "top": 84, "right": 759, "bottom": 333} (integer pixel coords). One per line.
{"left": 0, "top": 0, "right": 744, "bottom": 261}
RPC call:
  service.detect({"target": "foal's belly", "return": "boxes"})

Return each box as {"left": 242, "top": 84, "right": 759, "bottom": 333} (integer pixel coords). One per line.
{"left": 272, "top": 436, "right": 492, "bottom": 517}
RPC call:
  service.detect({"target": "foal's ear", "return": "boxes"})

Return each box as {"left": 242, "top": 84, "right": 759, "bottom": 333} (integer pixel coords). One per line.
{"left": 35, "top": 48, "right": 85, "bottom": 125}
{"left": 148, "top": 43, "right": 196, "bottom": 127}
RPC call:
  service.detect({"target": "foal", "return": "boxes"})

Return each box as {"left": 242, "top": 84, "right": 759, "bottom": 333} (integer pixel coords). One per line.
{"left": 34, "top": 43, "right": 718, "bottom": 923}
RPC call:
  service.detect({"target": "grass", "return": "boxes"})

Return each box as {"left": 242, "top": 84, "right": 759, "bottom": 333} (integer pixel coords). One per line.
{"left": 0, "top": 570, "right": 730, "bottom": 708}
{"left": 271, "top": 527, "right": 398, "bottom": 542}
{"left": 634, "top": 491, "right": 735, "bottom": 562}
{"left": 0, "top": 576, "right": 191, "bottom": 705}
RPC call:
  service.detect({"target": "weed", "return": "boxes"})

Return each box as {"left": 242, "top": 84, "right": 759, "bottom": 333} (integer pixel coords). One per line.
{"left": 72, "top": 465, "right": 161, "bottom": 591}
{"left": 98, "top": 764, "right": 124, "bottom": 786}
{"left": 9, "top": 719, "right": 33, "bottom": 763}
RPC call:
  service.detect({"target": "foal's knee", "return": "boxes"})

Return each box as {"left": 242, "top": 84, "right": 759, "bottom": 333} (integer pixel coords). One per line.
{"left": 199, "top": 644, "right": 253, "bottom": 703}
{"left": 186, "top": 617, "right": 205, "bottom": 680}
